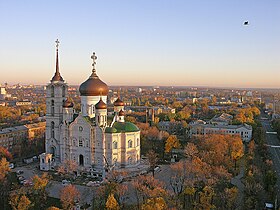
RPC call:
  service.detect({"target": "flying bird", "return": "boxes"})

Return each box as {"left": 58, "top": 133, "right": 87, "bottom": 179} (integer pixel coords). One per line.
{"left": 243, "top": 21, "right": 249, "bottom": 25}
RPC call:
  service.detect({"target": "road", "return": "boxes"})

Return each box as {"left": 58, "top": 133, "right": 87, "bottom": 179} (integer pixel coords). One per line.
{"left": 47, "top": 181, "right": 94, "bottom": 205}
{"left": 260, "top": 119, "right": 280, "bottom": 196}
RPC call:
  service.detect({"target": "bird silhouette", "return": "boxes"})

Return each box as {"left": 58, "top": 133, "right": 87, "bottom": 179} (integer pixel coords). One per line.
{"left": 244, "top": 21, "right": 249, "bottom": 25}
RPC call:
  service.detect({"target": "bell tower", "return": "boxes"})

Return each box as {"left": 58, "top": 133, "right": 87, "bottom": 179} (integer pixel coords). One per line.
{"left": 45, "top": 39, "right": 68, "bottom": 162}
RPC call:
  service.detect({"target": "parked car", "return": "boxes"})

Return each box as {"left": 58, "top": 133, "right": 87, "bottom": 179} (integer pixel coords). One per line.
{"left": 9, "top": 163, "right": 14, "bottom": 169}
{"left": 264, "top": 203, "right": 274, "bottom": 209}
{"left": 62, "top": 179, "right": 71, "bottom": 186}
{"left": 16, "top": 170, "right": 24, "bottom": 175}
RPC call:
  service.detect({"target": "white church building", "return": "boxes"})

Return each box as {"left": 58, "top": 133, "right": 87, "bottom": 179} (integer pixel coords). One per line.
{"left": 40, "top": 41, "right": 141, "bottom": 177}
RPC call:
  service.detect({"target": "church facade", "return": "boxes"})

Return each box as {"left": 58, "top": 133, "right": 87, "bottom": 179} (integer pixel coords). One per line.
{"left": 40, "top": 41, "right": 140, "bottom": 176}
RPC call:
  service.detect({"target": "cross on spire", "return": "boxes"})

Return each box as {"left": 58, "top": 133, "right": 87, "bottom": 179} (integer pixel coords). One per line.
{"left": 91, "top": 52, "right": 98, "bottom": 76}
{"left": 51, "top": 39, "right": 64, "bottom": 82}
{"left": 55, "top": 39, "right": 60, "bottom": 50}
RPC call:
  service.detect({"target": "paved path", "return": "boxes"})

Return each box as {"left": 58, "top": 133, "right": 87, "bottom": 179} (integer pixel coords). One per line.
{"left": 47, "top": 181, "right": 94, "bottom": 205}
{"left": 231, "top": 163, "right": 245, "bottom": 209}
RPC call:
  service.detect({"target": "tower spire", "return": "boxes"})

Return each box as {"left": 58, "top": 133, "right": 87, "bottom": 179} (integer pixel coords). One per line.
{"left": 51, "top": 39, "right": 64, "bottom": 82}
{"left": 90, "top": 52, "right": 98, "bottom": 78}
{"left": 55, "top": 39, "right": 60, "bottom": 75}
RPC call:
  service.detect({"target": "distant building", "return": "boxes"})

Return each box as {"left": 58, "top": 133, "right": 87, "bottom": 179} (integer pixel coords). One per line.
{"left": 25, "top": 122, "right": 46, "bottom": 140}
{"left": 187, "top": 123, "right": 252, "bottom": 142}
{"left": 0, "top": 122, "right": 46, "bottom": 153}
{"left": 0, "top": 125, "right": 27, "bottom": 151}
{"left": 0, "top": 87, "right": 11, "bottom": 100}
{"left": 16, "top": 101, "right": 32, "bottom": 106}
{"left": 158, "top": 121, "right": 184, "bottom": 134}
{"left": 209, "top": 113, "right": 233, "bottom": 125}
{"left": 154, "top": 106, "right": 175, "bottom": 115}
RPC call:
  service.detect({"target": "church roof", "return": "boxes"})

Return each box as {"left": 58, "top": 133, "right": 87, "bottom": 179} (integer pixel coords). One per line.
{"left": 95, "top": 98, "right": 107, "bottom": 109}
{"left": 105, "top": 122, "right": 139, "bottom": 133}
{"left": 79, "top": 52, "right": 109, "bottom": 96}
{"left": 119, "top": 109, "right": 125, "bottom": 116}
{"left": 114, "top": 97, "right": 124, "bottom": 106}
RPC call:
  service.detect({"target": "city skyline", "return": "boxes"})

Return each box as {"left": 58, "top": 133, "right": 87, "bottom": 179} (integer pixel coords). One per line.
{"left": 0, "top": 0, "right": 279, "bottom": 88}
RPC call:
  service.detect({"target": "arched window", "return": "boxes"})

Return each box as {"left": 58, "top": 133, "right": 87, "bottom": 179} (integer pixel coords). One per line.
{"left": 79, "top": 154, "right": 84, "bottom": 166}
{"left": 79, "top": 137, "right": 83, "bottom": 147}
{"left": 137, "top": 138, "right": 140, "bottom": 146}
{"left": 128, "top": 140, "right": 132, "bottom": 148}
{"left": 51, "top": 100, "right": 54, "bottom": 116}
{"left": 51, "top": 122, "right": 55, "bottom": 138}
{"left": 51, "top": 86, "right": 54, "bottom": 97}
{"left": 113, "top": 141, "right": 118, "bottom": 149}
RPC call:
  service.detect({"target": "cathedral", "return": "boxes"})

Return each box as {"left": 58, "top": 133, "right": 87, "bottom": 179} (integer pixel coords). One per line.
{"left": 40, "top": 41, "right": 141, "bottom": 177}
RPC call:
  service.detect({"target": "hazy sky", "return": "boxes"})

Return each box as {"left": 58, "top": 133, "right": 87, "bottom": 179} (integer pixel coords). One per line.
{"left": 0, "top": 0, "right": 279, "bottom": 88}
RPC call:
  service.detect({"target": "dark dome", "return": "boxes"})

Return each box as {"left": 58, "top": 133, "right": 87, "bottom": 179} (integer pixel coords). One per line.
{"left": 79, "top": 73, "right": 109, "bottom": 96}
{"left": 114, "top": 98, "right": 124, "bottom": 106}
{"left": 119, "top": 109, "right": 125, "bottom": 116}
{"left": 95, "top": 98, "right": 107, "bottom": 109}
{"left": 63, "top": 98, "right": 74, "bottom": 108}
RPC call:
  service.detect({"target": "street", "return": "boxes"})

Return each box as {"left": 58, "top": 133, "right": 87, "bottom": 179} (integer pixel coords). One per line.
{"left": 261, "top": 119, "right": 280, "bottom": 197}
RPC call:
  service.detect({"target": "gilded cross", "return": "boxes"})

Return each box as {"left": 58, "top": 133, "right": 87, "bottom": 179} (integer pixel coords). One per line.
{"left": 91, "top": 52, "right": 97, "bottom": 69}
{"left": 55, "top": 39, "right": 60, "bottom": 49}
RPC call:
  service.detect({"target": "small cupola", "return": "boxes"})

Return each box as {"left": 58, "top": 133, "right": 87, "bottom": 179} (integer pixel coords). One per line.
{"left": 95, "top": 98, "right": 107, "bottom": 110}
{"left": 118, "top": 109, "right": 125, "bottom": 122}
{"left": 114, "top": 97, "right": 124, "bottom": 106}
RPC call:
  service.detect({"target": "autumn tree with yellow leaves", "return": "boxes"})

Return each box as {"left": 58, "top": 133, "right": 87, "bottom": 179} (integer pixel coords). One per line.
{"left": 0, "top": 157, "right": 11, "bottom": 208}
{"left": 165, "top": 135, "right": 180, "bottom": 155}
{"left": 106, "top": 193, "right": 120, "bottom": 210}
{"left": 60, "top": 184, "right": 80, "bottom": 210}
{"left": 30, "top": 173, "right": 50, "bottom": 209}
{"left": 9, "top": 191, "right": 32, "bottom": 210}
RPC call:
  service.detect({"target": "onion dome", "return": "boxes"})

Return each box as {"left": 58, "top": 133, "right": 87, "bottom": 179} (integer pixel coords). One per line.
{"left": 51, "top": 39, "right": 64, "bottom": 82}
{"left": 79, "top": 52, "right": 109, "bottom": 96}
{"left": 63, "top": 98, "right": 74, "bottom": 108}
{"left": 114, "top": 97, "right": 124, "bottom": 106}
{"left": 119, "top": 109, "right": 125, "bottom": 116}
{"left": 95, "top": 98, "right": 107, "bottom": 109}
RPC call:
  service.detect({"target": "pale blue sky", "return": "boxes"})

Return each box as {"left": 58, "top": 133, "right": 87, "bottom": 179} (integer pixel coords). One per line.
{"left": 0, "top": 0, "right": 279, "bottom": 88}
